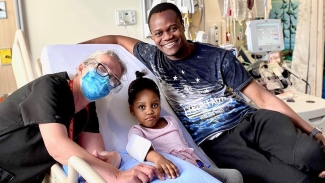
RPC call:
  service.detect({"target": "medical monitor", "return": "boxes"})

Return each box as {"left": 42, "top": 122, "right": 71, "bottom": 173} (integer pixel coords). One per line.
{"left": 246, "top": 19, "right": 284, "bottom": 56}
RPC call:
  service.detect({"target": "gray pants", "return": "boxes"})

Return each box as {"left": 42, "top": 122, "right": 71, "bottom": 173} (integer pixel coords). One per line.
{"left": 203, "top": 165, "right": 243, "bottom": 183}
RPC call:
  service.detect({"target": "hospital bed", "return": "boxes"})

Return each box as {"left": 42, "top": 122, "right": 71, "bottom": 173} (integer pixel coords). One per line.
{"left": 39, "top": 44, "right": 219, "bottom": 183}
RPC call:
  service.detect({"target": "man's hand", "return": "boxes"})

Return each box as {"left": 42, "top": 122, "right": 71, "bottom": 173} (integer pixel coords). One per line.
{"left": 154, "top": 155, "right": 179, "bottom": 179}
{"left": 314, "top": 133, "right": 325, "bottom": 146}
{"left": 117, "top": 164, "right": 165, "bottom": 183}
{"left": 315, "top": 133, "right": 325, "bottom": 178}
{"left": 92, "top": 150, "right": 121, "bottom": 168}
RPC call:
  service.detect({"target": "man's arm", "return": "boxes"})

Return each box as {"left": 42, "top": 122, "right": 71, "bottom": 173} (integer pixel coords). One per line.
{"left": 242, "top": 80, "right": 325, "bottom": 143}
{"left": 80, "top": 35, "right": 140, "bottom": 55}
{"left": 39, "top": 123, "right": 164, "bottom": 182}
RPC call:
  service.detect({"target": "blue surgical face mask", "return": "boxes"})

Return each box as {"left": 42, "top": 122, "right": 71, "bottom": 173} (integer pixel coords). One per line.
{"left": 80, "top": 69, "right": 114, "bottom": 101}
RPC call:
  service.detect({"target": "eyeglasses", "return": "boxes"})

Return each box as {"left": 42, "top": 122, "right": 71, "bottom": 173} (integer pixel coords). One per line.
{"left": 87, "top": 61, "right": 123, "bottom": 92}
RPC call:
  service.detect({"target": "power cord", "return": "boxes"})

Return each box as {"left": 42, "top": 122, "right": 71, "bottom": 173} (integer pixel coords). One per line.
{"left": 119, "top": 19, "right": 129, "bottom": 37}
{"left": 288, "top": 71, "right": 311, "bottom": 95}
{"left": 282, "top": 66, "right": 311, "bottom": 95}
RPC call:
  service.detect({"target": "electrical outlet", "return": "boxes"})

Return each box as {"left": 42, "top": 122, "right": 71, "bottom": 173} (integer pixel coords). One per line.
{"left": 116, "top": 10, "right": 136, "bottom": 26}
{"left": 0, "top": 48, "right": 12, "bottom": 65}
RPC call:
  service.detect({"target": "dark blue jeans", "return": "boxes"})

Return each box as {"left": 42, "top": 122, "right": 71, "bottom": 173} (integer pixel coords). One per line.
{"left": 200, "top": 109, "right": 325, "bottom": 183}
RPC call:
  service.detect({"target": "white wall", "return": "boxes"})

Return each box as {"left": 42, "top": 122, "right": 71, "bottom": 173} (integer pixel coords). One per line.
{"left": 22, "top": 0, "right": 148, "bottom": 63}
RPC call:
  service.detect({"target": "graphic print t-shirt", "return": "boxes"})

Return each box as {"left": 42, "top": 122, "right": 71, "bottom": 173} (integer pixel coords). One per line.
{"left": 133, "top": 42, "right": 256, "bottom": 144}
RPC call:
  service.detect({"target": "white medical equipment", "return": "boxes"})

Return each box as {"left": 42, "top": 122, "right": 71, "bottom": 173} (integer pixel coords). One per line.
{"left": 195, "top": 30, "right": 208, "bottom": 43}
{"left": 243, "top": 19, "right": 289, "bottom": 89}
{"left": 218, "top": 0, "right": 249, "bottom": 45}
{"left": 245, "top": 19, "right": 284, "bottom": 61}
{"left": 232, "top": 0, "right": 247, "bottom": 42}
{"left": 243, "top": 19, "right": 325, "bottom": 132}
{"left": 278, "top": 92, "right": 325, "bottom": 132}
{"left": 245, "top": 64, "right": 325, "bottom": 133}
{"left": 232, "top": 0, "right": 247, "bottom": 25}
{"left": 220, "top": 43, "right": 238, "bottom": 57}
{"left": 176, "top": 0, "right": 195, "bottom": 13}
{"left": 247, "top": 0, "right": 269, "bottom": 20}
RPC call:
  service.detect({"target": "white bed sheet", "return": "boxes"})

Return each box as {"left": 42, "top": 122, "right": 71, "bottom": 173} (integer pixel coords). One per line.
{"left": 40, "top": 44, "right": 214, "bottom": 166}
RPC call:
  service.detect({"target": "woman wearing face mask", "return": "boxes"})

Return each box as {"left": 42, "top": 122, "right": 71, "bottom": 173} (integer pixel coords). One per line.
{"left": 0, "top": 50, "right": 164, "bottom": 183}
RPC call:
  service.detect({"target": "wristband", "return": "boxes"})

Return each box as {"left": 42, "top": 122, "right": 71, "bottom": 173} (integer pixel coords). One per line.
{"left": 311, "top": 127, "right": 322, "bottom": 137}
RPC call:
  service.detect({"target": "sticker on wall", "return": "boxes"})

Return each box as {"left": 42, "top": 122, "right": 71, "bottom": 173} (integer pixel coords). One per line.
{"left": 0, "top": 1, "right": 7, "bottom": 19}
{"left": 0, "top": 48, "right": 12, "bottom": 65}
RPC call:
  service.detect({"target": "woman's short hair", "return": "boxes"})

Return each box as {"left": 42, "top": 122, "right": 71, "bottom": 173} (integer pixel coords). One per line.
{"left": 83, "top": 50, "right": 127, "bottom": 77}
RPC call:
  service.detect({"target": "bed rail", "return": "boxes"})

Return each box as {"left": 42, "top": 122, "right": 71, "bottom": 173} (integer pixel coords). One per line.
{"left": 12, "top": 29, "right": 38, "bottom": 88}
{"left": 43, "top": 156, "right": 106, "bottom": 183}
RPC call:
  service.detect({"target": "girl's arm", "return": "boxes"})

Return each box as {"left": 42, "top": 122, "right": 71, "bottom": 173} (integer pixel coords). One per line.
{"left": 128, "top": 127, "right": 179, "bottom": 179}
{"left": 145, "top": 147, "right": 179, "bottom": 179}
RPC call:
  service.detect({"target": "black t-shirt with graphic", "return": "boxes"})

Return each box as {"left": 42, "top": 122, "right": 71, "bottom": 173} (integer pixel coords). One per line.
{"left": 134, "top": 41, "right": 256, "bottom": 144}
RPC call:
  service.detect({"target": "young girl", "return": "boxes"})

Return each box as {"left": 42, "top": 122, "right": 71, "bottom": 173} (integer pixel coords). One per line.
{"left": 127, "top": 71, "right": 243, "bottom": 183}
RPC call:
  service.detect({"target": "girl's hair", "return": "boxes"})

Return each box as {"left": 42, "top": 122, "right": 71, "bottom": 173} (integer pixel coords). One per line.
{"left": 128, "top": 71, "right": 160, "bottom": 105}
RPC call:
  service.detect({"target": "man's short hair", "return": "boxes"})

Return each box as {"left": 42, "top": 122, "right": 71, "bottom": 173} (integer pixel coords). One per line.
{"left": 148, "top": 2, "right": 183, "bottom": 30}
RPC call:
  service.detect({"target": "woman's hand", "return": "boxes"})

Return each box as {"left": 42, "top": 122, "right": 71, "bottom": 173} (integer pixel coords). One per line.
{"left": 117, "top": 164, "right": 165, "bottom": 183}
{"left": 92, "top": 150, "right": 165, "bottom": 182}
{"left": 154, "top": 155, "right": 179, "bottom": 179}
{"left": 92, "top": 150, "right": 121, "bottom": 168}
